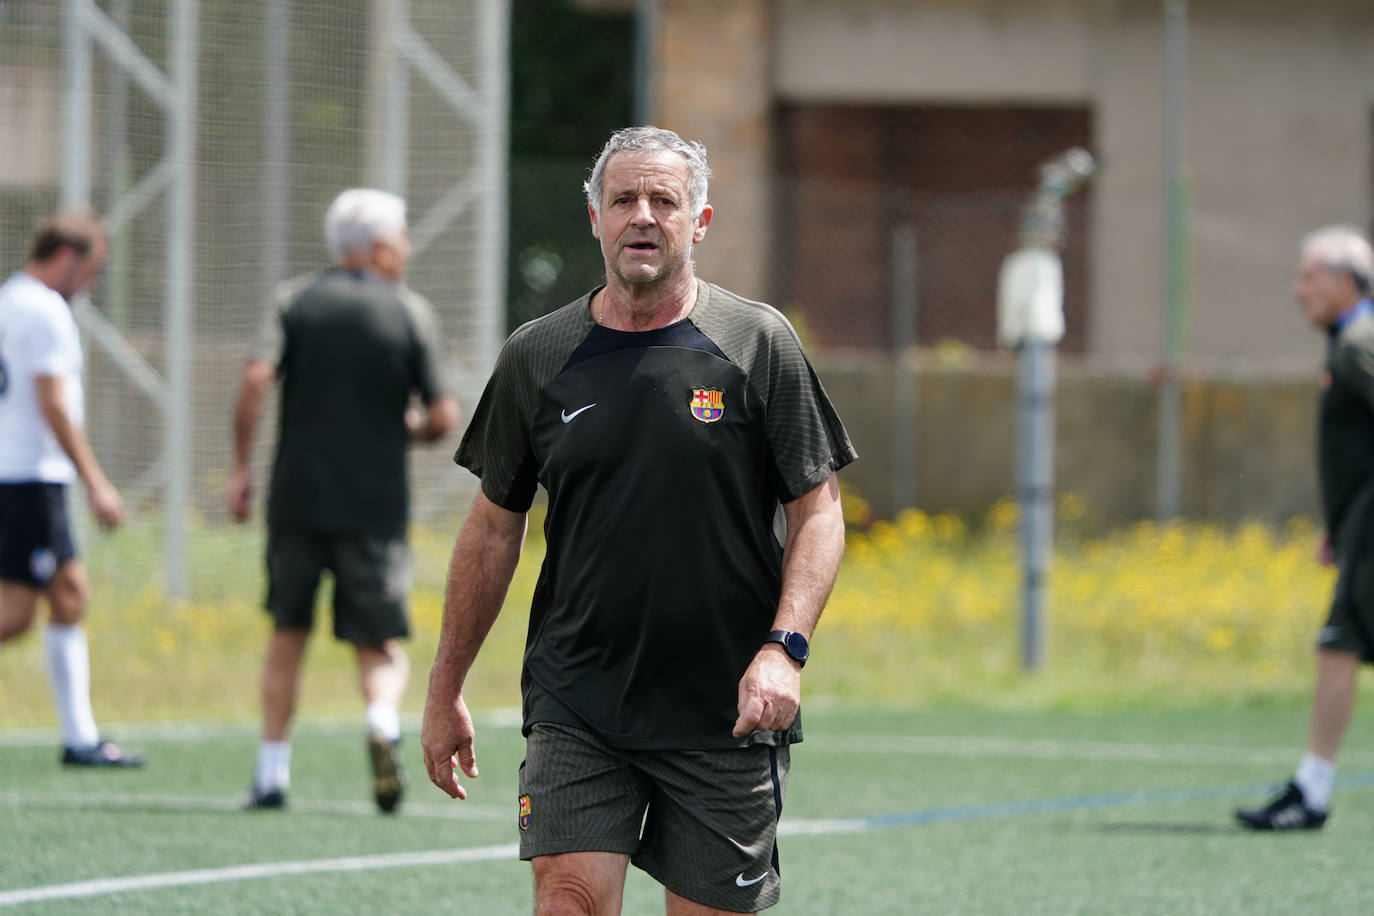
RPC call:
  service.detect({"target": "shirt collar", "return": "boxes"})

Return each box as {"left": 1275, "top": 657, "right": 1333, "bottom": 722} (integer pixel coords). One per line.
{"left": 1333, "top": 298, "right": 1374, "bottom": 333}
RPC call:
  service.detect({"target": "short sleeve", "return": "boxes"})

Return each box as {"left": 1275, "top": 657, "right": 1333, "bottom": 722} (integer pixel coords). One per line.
{"left": 22, "top": 305, "right": 74, "bottom": 378}
{"left": 454, "top": 333, "right": 540, "bottom": 512}
{"left": 248, "top": 274, "right": 314, "bottom": 368}
{"left": 763, "top": 327, "right": 858, "bottom": 502}
{"left": 1332, "top": 337, "right": 1374, "bottom": 411}
{"left": 399, "top": 286, "right": 451, "bottom": 404}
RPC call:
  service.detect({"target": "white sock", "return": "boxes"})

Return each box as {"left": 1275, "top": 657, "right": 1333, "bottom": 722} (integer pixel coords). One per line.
{"left": 255, "top": 740, "right": 292, "bottom": 792}
{"left": 1295, "top": 751, "right": 1335, "bottom": 811}
{"left": 365, "top": 703, "right": 401, "bottom": 742}
{"left": 44, "top": 624, "right": 100, "bottom": 749}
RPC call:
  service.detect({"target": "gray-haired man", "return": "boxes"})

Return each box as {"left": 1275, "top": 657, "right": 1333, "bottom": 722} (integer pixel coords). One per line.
{"left": 1238, "top": 225, "right": 1374, "bottom": 831}
{"left": 230, "top": 188, "right": 459, "bottom": 813}
{"left": 421, "top": 127, "right": 856, "bottom": 913}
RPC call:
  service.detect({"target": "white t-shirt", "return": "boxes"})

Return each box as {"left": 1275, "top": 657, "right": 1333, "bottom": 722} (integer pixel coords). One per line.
{"left": 0, "top": 271, "right": 84, "bottom": 483}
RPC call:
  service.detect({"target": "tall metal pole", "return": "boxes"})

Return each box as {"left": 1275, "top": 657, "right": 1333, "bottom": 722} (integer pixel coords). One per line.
{"left": 999, "top": 148, "right": 1096, "bottom": 671}
{"left": 632, "top": 0, "right": 659, "bottom": 126}
{"left": 1018, "top": 338, "right": 1055, "bottom": 669}
{"left": 890, "top": 223, "right": 918, "bottom": 514}
{"left": 164, "top": 0, "right": 199, "bottom": 599}
{"left": 1157, "top": 0, "right": 1189, "bottom": 521}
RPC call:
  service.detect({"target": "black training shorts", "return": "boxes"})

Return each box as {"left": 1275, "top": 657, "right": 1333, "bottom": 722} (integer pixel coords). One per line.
{"left": 0, "top": 482, "right": 76, "bottom": 587}
{"left": 518, "top": 722, "right": 789, "bottom": 913}
{"left": 265, "top": 528, "right": 412, "bottom": 646}
{"left": 1321, "top": 488, "right": 1374, "bottom": 661}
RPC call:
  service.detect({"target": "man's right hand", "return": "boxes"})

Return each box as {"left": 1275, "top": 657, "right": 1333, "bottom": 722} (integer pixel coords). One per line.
{"left": 421, "top": 688, "right": 478, "bottom": 800}
{"left": 87, "top": 478, "right": 123, "bottom": 530}
{"left": 226, "top": 468, "right": 253, "bottom": 522}
{"left": 1317, "top": 533, "right": 1335, "bottom": 567}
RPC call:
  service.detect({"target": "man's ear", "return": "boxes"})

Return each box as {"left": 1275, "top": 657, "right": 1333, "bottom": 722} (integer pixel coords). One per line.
{"left": 588, "top": 203, "right": 601, "bottom": 240}
{"left": 692, "top": 204, "right": 713, "bottom": 244}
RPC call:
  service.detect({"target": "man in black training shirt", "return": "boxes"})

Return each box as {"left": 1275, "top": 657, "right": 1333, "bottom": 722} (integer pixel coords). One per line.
{"left": 1237, "top": 225, "right": 1374, "bottom": 831}
{"left": 422, "top": 127, "right": 856, "bottom": 912}
{"left": 229, "top": 188, "right": 458, "bottom": 813}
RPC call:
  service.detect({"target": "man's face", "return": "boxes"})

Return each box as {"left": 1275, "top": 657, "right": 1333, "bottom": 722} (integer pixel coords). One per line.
{"left": 55, "top": 235, "right": 107, "bottom": 300}
{"left": 1294, "top": 253, "right": 1358, "bottom": 329}
{"left": 589, "top": 150, "right": 711, "bottom": 288}
{"left": 373, "top": 227, "right": 412, "bottom": 281}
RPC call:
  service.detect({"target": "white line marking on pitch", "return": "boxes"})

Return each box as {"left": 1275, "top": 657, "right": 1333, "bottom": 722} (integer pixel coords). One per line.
{"left": 0, "top": 709, "right": 527, "bottom": 748}
{"left": 0, "top": 821, "right": 870, "bottom": 906}
{"left": 0, "top": 789, "right": 508, "bottom": 821}
{"left": 6, "top": 719, "right": 1368, "bottom": 766}
{"left": 0, "top": 844, "right": 522, "bottom": 907}
{"left": 805, "top": 734, "right": 1374, "bottom": 766}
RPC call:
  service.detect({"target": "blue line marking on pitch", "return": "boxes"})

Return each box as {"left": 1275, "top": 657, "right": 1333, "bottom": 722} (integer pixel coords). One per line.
{"left": 857, "top": 772, "right": 1374, "bottom": 831}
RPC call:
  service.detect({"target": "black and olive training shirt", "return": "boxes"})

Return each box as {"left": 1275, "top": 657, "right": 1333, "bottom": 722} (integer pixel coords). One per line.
{"left": 1320, "top": 304, "right": 1374, "bottom": 547}
{"left": 455, "top": 281, "right": 857, "bottom": 750}
{"left": 251, "top": 268, "right": 450, "bottom": 538}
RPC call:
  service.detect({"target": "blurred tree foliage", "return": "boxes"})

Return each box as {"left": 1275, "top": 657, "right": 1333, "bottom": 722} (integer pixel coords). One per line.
{"left": 507, "top": 0, "right": 633, "bottom": 329}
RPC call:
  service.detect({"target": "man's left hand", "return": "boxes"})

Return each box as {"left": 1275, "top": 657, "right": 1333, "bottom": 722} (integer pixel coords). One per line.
{"left": 732, "top": 643, "right": 802, "bottom": 738}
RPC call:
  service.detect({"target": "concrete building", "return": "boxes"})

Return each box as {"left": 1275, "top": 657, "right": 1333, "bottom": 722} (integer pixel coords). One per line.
{"left": 589, "top": 0, "right": 1374, "bottom": 368}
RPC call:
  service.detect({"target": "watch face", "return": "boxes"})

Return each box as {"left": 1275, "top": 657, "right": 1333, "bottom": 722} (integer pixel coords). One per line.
{"left": 784, "top": 631, "right": 809, "bottom": 661}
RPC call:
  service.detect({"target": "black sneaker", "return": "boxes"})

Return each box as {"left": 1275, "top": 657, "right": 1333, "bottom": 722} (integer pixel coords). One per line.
{"left": 1235, "top": 781, "right": 1327, "bottom": 831}
{"left": 61, "top": 740, "right": 145, "bottom": 768}
{"left": 368, "top": 731, "right": 406, "bottom": 814}
{"left": 243, "top": 786, "right": 286, "bottom": 810}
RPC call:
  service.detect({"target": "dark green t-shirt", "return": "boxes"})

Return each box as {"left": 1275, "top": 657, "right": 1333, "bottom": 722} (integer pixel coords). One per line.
{"left": 455, "top": 281, "right": 857, "bottom": 750}
{"left": 251, "top": 268, "right": 449, "bottom": 538}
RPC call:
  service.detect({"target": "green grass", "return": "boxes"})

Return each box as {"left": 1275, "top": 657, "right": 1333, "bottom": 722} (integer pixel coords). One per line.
{"left": 5, "top": 510, "right": 1374, "bottom": 910}
{"left": 4, "top": 705, "right": 1374, "bottom": 913}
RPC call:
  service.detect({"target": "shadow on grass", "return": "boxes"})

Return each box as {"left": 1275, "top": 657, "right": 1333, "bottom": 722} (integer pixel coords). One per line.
{"left": 1089, "top": 821, "right": 1244, "bottom": 835}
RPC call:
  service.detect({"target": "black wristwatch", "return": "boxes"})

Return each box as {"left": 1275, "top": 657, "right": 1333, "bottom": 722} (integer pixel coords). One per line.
{"left": 764, "top": 629, "right": 809, "bottom": 668}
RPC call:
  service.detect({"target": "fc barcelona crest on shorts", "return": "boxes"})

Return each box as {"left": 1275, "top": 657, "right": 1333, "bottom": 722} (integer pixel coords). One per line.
{"left": 519, "top": 794, "right": 531, "bottom": 830}
{"left": 690, "top": 388, "right": 724, "bottom": 423}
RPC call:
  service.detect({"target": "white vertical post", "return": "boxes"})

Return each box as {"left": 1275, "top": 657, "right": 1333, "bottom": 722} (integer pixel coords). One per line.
{"left": 62, "top": 0, "right": 93, "bottom": 553}
{"left": 63, "top": 0, "right": 92, "bottom": 208}
{"left": 163, "top": 0, "right": 198, "bottom": 599}
{"left": 475, "top": 0, "right": 511, "bottom": 374}
{"left": 382, "top": 0, "right": 411, "bottom": 196}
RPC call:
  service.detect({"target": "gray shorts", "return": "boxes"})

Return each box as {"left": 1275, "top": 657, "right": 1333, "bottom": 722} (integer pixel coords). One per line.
{"left": 265, "top": 528, "right": 412, "bottom": 647}
{"left": 518, "top": 722, "right": 789, "bottom": 913}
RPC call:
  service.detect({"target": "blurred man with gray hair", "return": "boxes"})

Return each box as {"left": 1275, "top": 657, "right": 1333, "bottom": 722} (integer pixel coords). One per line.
{"left": 1237, "top": 224, "right": 1374, "bottom": 830}
{"left": 229, "top": 188, "right": 459, "bottom": 813}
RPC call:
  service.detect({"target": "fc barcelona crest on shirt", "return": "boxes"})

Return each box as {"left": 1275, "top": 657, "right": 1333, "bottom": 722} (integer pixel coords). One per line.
{"left": 690, "top": 388, "right": 725, "bottom": 423}
{"left": 519, "top": 794, "right": 531, "bottom": 830}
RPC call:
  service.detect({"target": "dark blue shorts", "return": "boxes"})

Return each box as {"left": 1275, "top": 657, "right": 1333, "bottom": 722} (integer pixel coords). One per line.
{"left": 0, "top": 482, "right": 77, "bottom": 587}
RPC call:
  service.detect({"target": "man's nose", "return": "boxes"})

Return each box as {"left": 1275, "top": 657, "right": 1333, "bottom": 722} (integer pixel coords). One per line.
{"left": 631, "top": 198, "right": 655, "bottom": 225}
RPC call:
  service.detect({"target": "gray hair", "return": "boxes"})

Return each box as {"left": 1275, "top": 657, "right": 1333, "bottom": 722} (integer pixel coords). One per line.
{"left": 583, "top": 126, "right": 711, "bottom": 218}
{"left": 1302, "top": 225, "right": 1374, "bottom": 294}
{"left": 324, "top": 188, "right": 407, "bottom": 261}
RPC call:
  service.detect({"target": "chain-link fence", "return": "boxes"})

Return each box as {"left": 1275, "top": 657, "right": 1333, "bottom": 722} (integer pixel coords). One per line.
{"left": 1, "top": 0, "right": 506, "bottom": 600}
